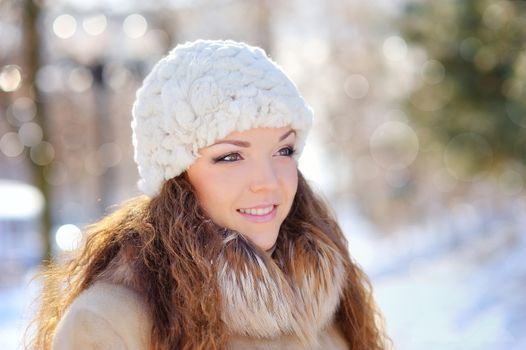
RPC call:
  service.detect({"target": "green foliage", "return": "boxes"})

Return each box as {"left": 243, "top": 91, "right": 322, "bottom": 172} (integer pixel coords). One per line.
{"left": 399, "top": 0, "right": 526, "bottom": 175}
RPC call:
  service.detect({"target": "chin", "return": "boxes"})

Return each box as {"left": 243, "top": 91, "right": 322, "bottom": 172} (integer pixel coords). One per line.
{"left": 256, "top": 242, "right": 274, "bottom": 251}
{"left": 251, "top": 237, "right": 277, "bottom": 251}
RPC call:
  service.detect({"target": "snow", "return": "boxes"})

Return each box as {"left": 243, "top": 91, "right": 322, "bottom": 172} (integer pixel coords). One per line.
{"left": 0, "top": 271, "right": 39, "bottom": 350}
{"left": 373, "top": 245, "right": 525, "bottom": 350}
{"left": 338, "top": 198, "right": 526, "bottom": 350}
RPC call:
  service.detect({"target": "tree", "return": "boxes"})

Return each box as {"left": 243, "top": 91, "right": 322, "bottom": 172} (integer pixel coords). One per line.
{"left": 22, "top": 0, "right": 53, "bottom": 262}
{"left": 399, "top": 0, "right": 526, "bottom": 180}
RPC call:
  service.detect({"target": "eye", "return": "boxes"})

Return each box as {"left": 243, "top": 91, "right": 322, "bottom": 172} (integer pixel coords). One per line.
{"left": 214, "top": 152, "right": 243, "bottom": 163}
{"left": 277, "top": 146, "right": 296, "bottom": 157}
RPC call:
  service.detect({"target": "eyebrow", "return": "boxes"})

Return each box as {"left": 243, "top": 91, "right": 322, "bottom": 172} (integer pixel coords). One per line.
{"left": 211, "top": 129, "right": 296, "bottom": 148}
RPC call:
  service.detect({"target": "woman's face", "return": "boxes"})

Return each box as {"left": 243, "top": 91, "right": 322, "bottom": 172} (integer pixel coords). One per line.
{"left": 186, "top": 126, "right": 298, "bottom": 251}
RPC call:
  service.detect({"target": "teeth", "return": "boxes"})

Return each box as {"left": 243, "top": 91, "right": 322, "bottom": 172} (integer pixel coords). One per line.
{"left": 239, "top": 205, "right": 274, "bottom": 216}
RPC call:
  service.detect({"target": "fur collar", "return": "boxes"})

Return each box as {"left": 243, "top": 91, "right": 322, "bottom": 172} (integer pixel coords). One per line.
{"left": 100, "top": 229, "right": 345, "bottom": 346}
{"left": 217, "top": 230, "right": 345, "bottom": 346}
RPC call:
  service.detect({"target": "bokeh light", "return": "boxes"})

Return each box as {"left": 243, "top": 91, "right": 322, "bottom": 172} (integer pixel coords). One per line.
{"left": 68, "top": 67, "right": 93, "bottom": 92}
{"left": 10, "top": 97, "right": 37, "bottom": 123}
{"left": 482, "top": 2, "right": 511, "bottom": 31}
{"left": 498, "top": 169, "right": 523, "bottom": 196}
{"left": 30, "top": 141, "right": 55, "bottom": 166}
{"left": 43, "top": 161, "right": 68, "bottom": 186}
{"left": 36, "top": 65, "right": 63, "bottom": 93}
{"left": 123, "top": 14, "right": 148, "bottom": 39}
{"left": 82, "top": 14, "right": 107, "bottom": 36}
{"left": 18, "top": 122, "right": 43, "bottom": 147}
{"left": 474, "top": 47, "right": 497, "bottom": 72}
{"left": 0, "top": 179, "right": 44, "bottom": 219}
{"left": 103, "top": 63, "right": 132, "bottom": 90}
{"left": 459, "top": 37, "right": 482, "bottom": 62}
{"left": 343, "top": 74, "right": 370, "bottom": 99}
{"left": 382, "top": 36, "right": 407, "bottom": 62}
{"left": 0, "top": 132, "right": 24, "bottom": 157}
{"left": 421, "top": 60, "right": 445, "bottom": 84}
{"left": 369, "top": 121, "right": 419, "bottom": 170}
{"left": 55, "top": 224, "right": 82, "bottom": 252}
{"left": 0, "top": 65, "right": 22, "bottom": 92}
{"left": 443, "top": 132, "right": 493, "bottom": 182}
{"left": 81, "top": 143, "right": 123, "bottom": 175}
{"left": 53, "top": 14, "right": 77, "bottom": 39}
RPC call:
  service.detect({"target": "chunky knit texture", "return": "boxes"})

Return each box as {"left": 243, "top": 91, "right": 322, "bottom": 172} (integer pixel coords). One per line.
{"left": 131, "top": 39, "right": 314, "bottom": 196}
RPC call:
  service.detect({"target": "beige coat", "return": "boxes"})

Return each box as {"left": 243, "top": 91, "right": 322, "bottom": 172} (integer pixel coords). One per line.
{"left": 53, "top": 281, "right": 348, "bottom": 350}
{"left": 53, "top": 228, "right": 351, "bottom": 349}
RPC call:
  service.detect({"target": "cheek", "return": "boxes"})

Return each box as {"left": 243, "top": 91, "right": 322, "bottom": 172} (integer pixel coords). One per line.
{"left": 190, "top": 170, "right": 241, "bottom": 220}
{"left": 270, "top": 165, "right": 297, "bottom": 222}
{"left": 280, "top": 165, "right": 298, "bottom": 199}
{"left": 194, "top": 179, "right": 227, "bottom": 212}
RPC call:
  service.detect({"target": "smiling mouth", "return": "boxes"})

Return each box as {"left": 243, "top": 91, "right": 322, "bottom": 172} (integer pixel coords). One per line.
{"left": 236, "top": 205, "right": 278, "bottom": 222}
{"left": 237, "top": 205, "right": 275, "bottom": 216}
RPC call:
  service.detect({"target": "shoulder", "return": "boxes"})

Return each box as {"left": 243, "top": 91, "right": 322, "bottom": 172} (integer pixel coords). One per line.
{"left": 52, "top": 281, "right": 151, "bottom": 350}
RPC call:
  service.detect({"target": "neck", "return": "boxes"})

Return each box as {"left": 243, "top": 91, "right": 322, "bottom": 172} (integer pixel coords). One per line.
{"left": 265, "top": 242, "right": 277, "bottom": 256}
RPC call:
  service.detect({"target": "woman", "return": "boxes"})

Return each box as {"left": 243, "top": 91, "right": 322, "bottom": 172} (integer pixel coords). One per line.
{"left": 29, "top": 40, "right": 387, "bottom": 349}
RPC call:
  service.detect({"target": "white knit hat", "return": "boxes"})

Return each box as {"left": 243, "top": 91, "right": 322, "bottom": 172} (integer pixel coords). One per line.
{"left": 131, "top": 39, "right": 313, "bottom": 196}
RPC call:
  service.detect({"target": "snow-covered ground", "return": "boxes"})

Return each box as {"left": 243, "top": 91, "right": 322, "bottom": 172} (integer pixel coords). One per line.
{"left": 339, "top": 197, "right": 526, "bottom": 350}
{"left": 373, "top": 238, "right": 526, "bottom": 350}
{"left": 1, "top": 202, "right": 525, "bottom": 349}
{"left": 0, "top": 270, "right": 39, "bottom": 350}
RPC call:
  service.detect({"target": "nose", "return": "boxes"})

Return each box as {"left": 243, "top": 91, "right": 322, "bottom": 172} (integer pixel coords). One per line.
{"left": 249, "top": 159, "right": 279, "bottom": 193}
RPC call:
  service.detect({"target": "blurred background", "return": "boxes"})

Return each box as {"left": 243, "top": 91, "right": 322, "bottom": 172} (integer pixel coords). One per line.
{"left": 1, "top": 0, "right": 525, "bottom": 349}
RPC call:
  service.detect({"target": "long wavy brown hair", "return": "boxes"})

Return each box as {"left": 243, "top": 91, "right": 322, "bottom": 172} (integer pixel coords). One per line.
{"left": 26, "top": 171, "right": 388, "bottom": 350}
